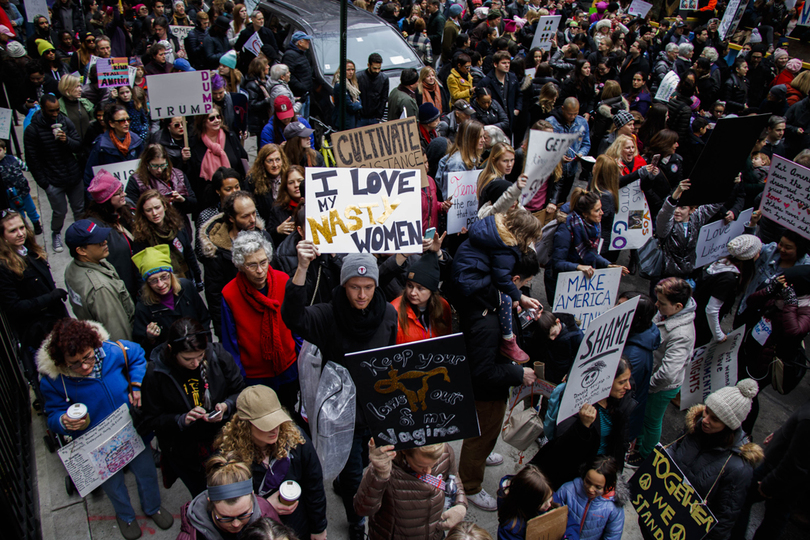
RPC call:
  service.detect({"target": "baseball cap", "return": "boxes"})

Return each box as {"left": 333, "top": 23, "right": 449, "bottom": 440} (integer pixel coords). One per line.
{"left": 283, "top": 121, "right": 314, "bottom": 140}
{"left": 291, "top": 31, "right": 313, "bottom": 44}
{"left": 453, "top": 99, "right": 475, "bottom": 115}
{"left": 65, "top": 220, "right": 112, "bottom": 249}
{"left": 0, "top": 25, "right": 13, "bottom": 38}
{"left": 274, "top": 95, "right": 295, "bottom": 120}
{"left": 237, "top": 386, "right": 292, "bottom": 432}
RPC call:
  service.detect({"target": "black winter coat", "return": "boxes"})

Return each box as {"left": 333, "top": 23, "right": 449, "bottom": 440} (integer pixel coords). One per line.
{"left": 721, "top": 73, "right": 748, "bottom": 114}
{"left": 187, "top": 130, "right": 247, "bottom": 203}
{"left": 23, "top": 111, "right": 82, "bottom": 189}
{"left": 243, "top": 75, "right": 274, "bottom": 135}
{"left": 133, "top": 279, "right": 210, "bottom": 356}
{"left": 51, "top": 1, "right": 86, "bottom": 35}
{"left": 357, "top": 69, "right": 390, "bottom": 121}
{"left": 266, "top": 202, "right": 295, "bottom": 248}
{"left": 471, "top": 98, "right": 511, "bottom": 136}
{"left": 281, "top": 47, "right": 314, "bottom": 98}
{"left": 234, "top": 26, "right": 279, "bottom": 72}
{"left": 272, "top": 231, "right": 343, "bottom": 305}
{"left": 758, "top": 398, "right": 810, "bottom": 498}
{"left": 557, "top": 76, "right": 596, "bottom": 115}
{"left": 666, "top": 92, "right": 694, "bottom": 145}
{"left": 202, "top": 32, "right": 230, "bottom": 69}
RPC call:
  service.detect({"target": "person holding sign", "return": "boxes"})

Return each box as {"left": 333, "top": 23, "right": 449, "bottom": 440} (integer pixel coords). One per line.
{"left": 496, "top": 465, "right": 556, "bottom": 540}
{"left": 84, "top": 104, "right": 146, "bottom": 187}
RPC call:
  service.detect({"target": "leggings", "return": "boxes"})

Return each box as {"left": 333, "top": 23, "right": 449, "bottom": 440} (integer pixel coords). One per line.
{"left": 498, "top": 292, "right": 514, "bottom": 338}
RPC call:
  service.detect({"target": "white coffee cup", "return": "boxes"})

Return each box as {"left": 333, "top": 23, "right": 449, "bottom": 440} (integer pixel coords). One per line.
{"left": 52, "top": 123, "right": 63, "bottom": 138}
{"left": 278, "top": 480, "right": 301, "bottom": 506}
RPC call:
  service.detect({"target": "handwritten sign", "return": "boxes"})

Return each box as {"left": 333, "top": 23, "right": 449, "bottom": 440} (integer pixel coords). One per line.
{"left": 655, "top": 71, "right": 679, "bottom": 103}
{"left": 630, "top": 444, "right": 717, "bottom": 540}
{"left": 333, "top": 117, "right": 428, "bottom": 187}
{"left": 531, "top": 15, "right": 562, "bottom": 50}
{"left": 627, "top": 0, "right": 653, "bottom": 17}
{"left": 0, "top": 107, "right": 12, "bottom": 140}
{"left": 170, "top": 25, "right": 195, "bottom": 50}
{"left": 97, "top": 57, "right": 131, "bottom": 88}
{"left": 57, "top": 404, "right": 146, "bottom": 498}
{"left": 610, "top": 181, "right": 652, "bottom": 250}
{"left": 760, "top": 155, "right": 810, "bottom": 241}
{"left": 526, "top": 506, "right": 568, "bottom": 540}
{"left": 345, "top": 334, "right": 479, "bottom": 450}
{"left": 694, "top": 208, "right": 754, "bottom": 267}
{"left": 557, "top": 297, "right": 638, "bottom": 422}
{"left": 553, "top": 268, "right": 622, "bottom": 330}
{"left": 519, "top": 130, "right": 580, "bottom": 207}
{"left": 24, "top": 0, "right": 49, "bottom": 23}
{"left": 92, "top": 160, "right": 139, "bottom": 186}
{"left": 148, "top": 71, "right": 213, "bottom": 119}
{"left": 719, "top": 0, "right": 745, "bottom": 40}
{"left": 446, "top": 170, "right": 480, "bottom": 235}
{"left": 681, "top": 326, "right": 744, "bottom": 411}
{"left": 305, "top": 167, "right": 422, "bottom": 254}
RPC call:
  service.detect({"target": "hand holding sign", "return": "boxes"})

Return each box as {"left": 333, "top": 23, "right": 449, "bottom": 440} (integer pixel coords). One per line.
{"left": 579, "top": 403, "right": 597, "bottom": 428}
{"left": 368, "top": 438, "right": 396, "bottom": 479}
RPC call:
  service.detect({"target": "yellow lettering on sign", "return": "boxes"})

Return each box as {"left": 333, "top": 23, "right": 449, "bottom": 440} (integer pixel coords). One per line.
{"left": 359, "top": 203, "right": 379, "bottom": 224}
{"left": 344, "top": 206, "right": 363, "bottom": 231}
{"left": 307, "top": 216, "right": 332, "bottom": 245}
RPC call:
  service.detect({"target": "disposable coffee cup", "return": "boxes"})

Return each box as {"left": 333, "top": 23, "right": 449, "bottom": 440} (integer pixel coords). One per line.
{"left": 533, "top": 362, "right": 545, "bottom": 380}
{"left": 52, "top": 123, "right": 63, "bottom": 138}
{"left": 66, "top": 403, "right": 89, "bottom": 424}
{"left": 278, "top": 480, "right": 301, "bottom": 506}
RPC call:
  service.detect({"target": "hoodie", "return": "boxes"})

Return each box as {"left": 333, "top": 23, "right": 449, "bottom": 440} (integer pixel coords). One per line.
{"left": 177, "top": 490, "right": 280, "bottom": 540}
{"left": 650, "top": 298, "right": 696, "bottom": 393}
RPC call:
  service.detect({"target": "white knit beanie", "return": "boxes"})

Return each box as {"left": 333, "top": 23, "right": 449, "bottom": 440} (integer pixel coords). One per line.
{"left": 704, "top": 379, "right": 759, "bottom": 430}
{"left": 727, "top": 234, "right": 762, "bottom": 261}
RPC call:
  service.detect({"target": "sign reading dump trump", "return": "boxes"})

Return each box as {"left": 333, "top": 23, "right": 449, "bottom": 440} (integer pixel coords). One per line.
{"left": 306, "top": 167, "right": 423, "bottom": 254}
{"left": 761, "top": 155, "right": 810, "bottom": 241}
{"left": 345, "top": 334, "right": 479, "bottom": 450}
{"left": 148, "top": 71, "right": 213, "bottom": 119}
{"left": 553, "top": 268, "right": 622, "bottom": 330}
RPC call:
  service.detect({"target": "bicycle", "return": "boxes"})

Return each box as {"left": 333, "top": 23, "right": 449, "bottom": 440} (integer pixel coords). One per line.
{"left": 309, "top": 116, "right": 337, "bottom": 167}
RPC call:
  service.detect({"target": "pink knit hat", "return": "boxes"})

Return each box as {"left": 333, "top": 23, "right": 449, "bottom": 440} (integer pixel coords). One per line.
{"left": 785, "top": 58, "right": 803, "bottom": 74}
{"left": 87, "top": 170, "right": 122, "bottom": 203}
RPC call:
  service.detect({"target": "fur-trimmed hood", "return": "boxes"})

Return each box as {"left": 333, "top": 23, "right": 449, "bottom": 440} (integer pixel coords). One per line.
{"left": 36, "top": 320, "right": 110, "bottom": 380}
{"left": 198, "top": 211, "right": 267, "bottom": 259}
{"left": 684, "top": 404, "right": 765, "bottom": 466}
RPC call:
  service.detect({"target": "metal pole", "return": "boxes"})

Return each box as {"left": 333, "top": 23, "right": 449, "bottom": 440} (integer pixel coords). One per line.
{"left": 338, "top": 0, "right": 348, "bottom": 131}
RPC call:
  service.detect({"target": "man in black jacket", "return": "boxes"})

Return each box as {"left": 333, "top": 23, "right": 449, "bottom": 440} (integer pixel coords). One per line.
{"left": 478, "top": 51, "right": 522, "bottom": 138}
{"left": 356, "top": 53, "right": 390, "bottom": 126}
{"left": 426, "top": 0, "right": 446, "bottom": 58}
{"left": 23, "top": 94, "right": 85, "bottom": 253}
{"left": 51, "top": 0, "right": 86, "bottom": 36}
{"left": 185, "top": 11, "right": 209, "bottom": 69}
{"left": 281, "top": 31, "right": 315, "bottom": 120}
{"left": 202, "top": 15, "right": 231, "bottom": 69}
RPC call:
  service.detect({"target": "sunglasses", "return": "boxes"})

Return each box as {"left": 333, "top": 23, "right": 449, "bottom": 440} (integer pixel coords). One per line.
{"left": 208, "top": 115, "right": 222, "bottom": 121}
{"left": 171, "top": 122, "right": 182, "bottom": 128}
{"left": 113, "top": 117, "right": 131, "bottom": 123}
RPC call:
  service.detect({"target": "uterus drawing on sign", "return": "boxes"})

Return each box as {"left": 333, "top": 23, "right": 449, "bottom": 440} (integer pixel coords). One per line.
{"left": 374, "top": 368, "right": 450, "bottom": 412}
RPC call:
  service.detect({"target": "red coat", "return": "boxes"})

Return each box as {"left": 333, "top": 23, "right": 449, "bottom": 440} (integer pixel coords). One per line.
{"left": 620, "top": 154, "right": 647, "bottom": 175}
{"left": 390, "top": 295, "right": 452, "bottom": 344}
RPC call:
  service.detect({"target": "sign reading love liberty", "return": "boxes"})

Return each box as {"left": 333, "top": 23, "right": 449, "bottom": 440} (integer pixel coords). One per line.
{"left": 694, "top": 208, "right": 754, "bottom": 267}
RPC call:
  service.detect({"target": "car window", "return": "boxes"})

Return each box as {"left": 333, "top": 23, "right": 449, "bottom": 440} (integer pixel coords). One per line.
{"left": 313, "top": 28, "right": 422, "bottom": 76}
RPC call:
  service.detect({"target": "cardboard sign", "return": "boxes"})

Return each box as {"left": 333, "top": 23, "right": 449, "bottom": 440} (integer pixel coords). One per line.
{"left": 694, "top": 208, "right": 754, "bottom": 267}
{"left": 628, "top": 0, "right": 653, "bottom": 17}
{"left": 760, "top": 155, "right": 810, "bottom": 241}
{"left": 24, "top": 0, "right": 49, "bottom": 23}
{"left": 446, "top": 170, "right": 480, "bottom": 235}
{"left": 243, "top": 31, "right": 263, "bottom": 55}
{"left": 305, "top": 167, "right": 422, "bottom": 254}
{"left": 719, "top": 0, "right": 745, "bottom": 40}
{"left": 681, "top": 326, "right": 744, "bottom": 411}
{"left": 344, "top": 334, "right": 480, "bottom": 450}
{"left": 148, "top": 71, "right": 213, "bottom": 119}
{"left": 557, "top": 297, "right": 639, "bottom": 422}
{"left": 97, "top": 57, "right": 131, "bottom": 89}
{"left": 630, "top": 444, "right": 717, "bottom": 540}
{"left": 92, "top": 160, "right": 139, "bottom": 185}
{"left": 531, "top": 15, "right": 562, "bottom": 51}
{"left": 526, "top": 505, "right": 568, "bottom": 540}
{"left": 519, "top": 130, "right": 581, "bottom": 207}
{"left": 0, "top": 107, "right": 12, "bottom": 140}
{"left": 610, "top": 181, "right": 652, "bottom": 250}
{"left": 553, "top": 268, "right": 622, "bottom": 330}
{"left": 654, "top": 71, "right": 679, "bottom": 102}
{"left": 333, "top": 117, "right": 428, "bottom": 187}
{"left": 681, "top": 115, "right": 770, "bottom": 206}
{"left": 57, "top": 404, "right": 146, "bottom": 498}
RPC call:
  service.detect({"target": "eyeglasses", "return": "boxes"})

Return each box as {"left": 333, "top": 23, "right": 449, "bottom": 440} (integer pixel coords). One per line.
{"left": 208, "top": 115, "right": 222, "bottom": 121}
{"left": 66, "top": 350, "right": 96, "bottom": 371}
{"left": 148, "top": 162, "right": 169, "bottom": 170}
{"left": 147, "top": 272, "right": 172, "bottom": 286}
{"left": 213, "top": 506, "right": 254, "bottom": 524}
{"left": 113, "top": 117, "right": 131, "bottom": 123}
{"left": 244, "top": 259, "right": 269, "bottom": 272}
{"left": 85, "top": 38, "right": 96, "bottom": 43}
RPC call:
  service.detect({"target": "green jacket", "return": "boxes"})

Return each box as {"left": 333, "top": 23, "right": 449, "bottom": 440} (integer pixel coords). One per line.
{"left": 388, "top": 86, "right": 418, "bottom": 121}
{"left": 65, "top": 259, "right": 135, "bottom": 341}
{"left": 58, "top": 97, "right": 94, "bottom": 116}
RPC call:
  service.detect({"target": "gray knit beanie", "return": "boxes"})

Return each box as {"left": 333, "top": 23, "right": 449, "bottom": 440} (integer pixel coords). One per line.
{"left": 704, "top": 379, "right": 759, "bottom": 430}
{"left": 727, "top": 234, "right": 762, "bottom": 261}
{"left": 340, "top": 253, "right": 379, "bottom": 286}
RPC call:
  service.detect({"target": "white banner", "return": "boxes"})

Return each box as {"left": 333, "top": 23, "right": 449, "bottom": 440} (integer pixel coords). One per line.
{"left": 57, "top": 404, "right": 146, "bottom": 498}
{"left": 0, "top": 107, "right": 12, "bottom": 140}
{"left": 148, "top": 71, "right": 213, "bottom": 119}
{"left": 531, "top": 15, "right": 562, "bottom": 50}
{"left": 627, "top": 0, "right": 653, "bottom": 17}
{"left": 610, "top": 181, "right": 651, "bottom": 250}
{"left": 558, "top": 297, "right": 639, "bottom": 422}
{"left": 446, "top": 170, "right": 481, "bottom": 235}
{"left": 243, "top": 31, "right": 263, "bottom": 55}
{"left": 92, "top": 160, "right": 140, "bottom": 185}
{"left": 655, "top": 71, "right": 679, "bottom": 102}
{"left": 694, "top": 208, "right": 753, "bottom": 267}
{"left": 306, "top": 167, "right": 423, "bottom": 253}
{"left": 760, "top": 155, "right": 810, "bottom": 241}
{"left": 680, "top": 326, "right": 745, "bottom": 410}
{"left": 519, "top": 130, "right": 581, "bottom": 207}
{"left": 553, "top": 268, "right": 622, "bottom": 330}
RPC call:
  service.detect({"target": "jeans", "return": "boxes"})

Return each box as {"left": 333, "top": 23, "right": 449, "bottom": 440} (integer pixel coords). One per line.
{"left": 338, "top": 427, "right": 370, "bottom": 526}
{"left": 299, "top": 95, "right": 311, "bottom": 121}
{"left": 459, "top": 399, "right": 507, "bottom": 494}
{"left": 14, "top": 193, "right": 41, "bottom": 225}
{"left": 637, "top": 386, "right": 680, "bottom": 458}
{"left": 44, "top": 182, "right": 85, "bottom": 234}
{"left": 100, "top": 440, "right": 162, "bottom": 523}
{"left": 357, "top": 118, "right": 381, "bottom": 127}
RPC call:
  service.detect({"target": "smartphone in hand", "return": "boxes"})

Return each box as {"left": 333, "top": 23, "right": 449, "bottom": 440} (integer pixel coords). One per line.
{"left": 207, "top": 409, "right": 222, "bottom": 420}
{"left": 425, "top": 227, "right": 436, "bottom": 240}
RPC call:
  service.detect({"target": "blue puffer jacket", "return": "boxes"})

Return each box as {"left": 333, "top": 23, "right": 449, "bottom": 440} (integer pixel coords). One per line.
{"left": 83, "top": 130, "right": 144, "bottom": 186}
{"left": 37, "top": 321, "right": 146, "bottom": 437}
{"left": 553, "top": 477, "right": 625, "bottom": 540}
{"left": 452, "top": 214, "right": 523, "bottom": 302}
{"left": 622, "top": 323, "right": 661, "bottom": 440}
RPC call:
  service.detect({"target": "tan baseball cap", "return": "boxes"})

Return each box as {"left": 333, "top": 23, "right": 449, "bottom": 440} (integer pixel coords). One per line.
{"left": 236, "top": 386, "right": 291, "bottom": 432}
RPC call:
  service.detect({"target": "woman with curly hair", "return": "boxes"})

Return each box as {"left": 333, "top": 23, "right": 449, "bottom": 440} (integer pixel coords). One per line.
{"left": 140, "top": 317, "right": 243, "bottom": 496}
{"left": 243, "top": 144, "right": 289, "bottom": 224}
{"left": 132, "top": 190, "right": 202, "bottom": 285}
{"left": 215, "top": 385, "right": 328, "bottom": 540}
{"left": 266, "top": 165, "right": 303, "bottom": 248}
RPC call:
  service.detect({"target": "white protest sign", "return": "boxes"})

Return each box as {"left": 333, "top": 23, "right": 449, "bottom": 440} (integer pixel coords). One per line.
{"left": 680, "top": 326, "right": 744, "bottom": 410}
{"left": 520, "top": 130, "right": 581, "bottom": 207}
{"left": 655, "top": 71, "right": 679, "bottom": 102}
{"left": 57, "top": 404, "right": 146, "bottom": 498}
{"left": 306, "top": 167, "right": 423, "bottom": 254}
{"left": 531, "top": 15, "right": 562, "bottom": 50}
{"left": 148, "top": 71, "right": 213, "bottom": 119}
{"left": 719, "top": 0, "right": 745, "bottom": 40}
{"left": 170, "top": 25, "right": 195, "bottom": 50}
{"left": 694, "top": 208, "right": 754, "bottom": 267}
{"left": 0, "top": 107, "right": 12, "bottom": 140}
{"left": 24, "top": 0, "right": 49, "bottom": 23}
{"left": 92, "top": 160, "right": 140, "bottom": 185}
{"left": 558, "top": 297, "right": 639, "bottom": 422}
{"left": 553, "top": 268, "right": 622, "bottom": 330}
{"left": 128, "top": 66, "right": 138, "bottom": 87}
{"left": 628, "top": 0, "right": 653, "bottom": 17}
{"left": 243, "top": 31, "right": 263, "bottom": 55}
{"left": 447, "top": 170, "right": 481, "bottom": 235}
{"left": 610, "top": 181, "right": 651, "bottom": 250}
{"left": 760, "top": 155, "right": 810, "bottom": 241}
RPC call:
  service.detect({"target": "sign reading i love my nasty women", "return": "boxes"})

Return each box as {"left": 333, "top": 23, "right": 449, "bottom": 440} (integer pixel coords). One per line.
{"left": 306, "top": 167, "right": 423, "bottom": 254}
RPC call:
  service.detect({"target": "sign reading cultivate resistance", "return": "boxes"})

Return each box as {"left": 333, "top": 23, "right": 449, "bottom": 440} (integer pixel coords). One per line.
{"left": 345, "top": 334, "right": 480, "bottom": 450}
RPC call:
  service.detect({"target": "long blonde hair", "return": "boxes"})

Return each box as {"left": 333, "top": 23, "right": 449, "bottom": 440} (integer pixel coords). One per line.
{"left": 590, "top": 154, "right": 621, "bottom": 204}
{"left": 477, "top": 142, "right": 515, "bottom": 195}
{"left": 605, "top": 134, "right": 637, "bottom": 163}
{"left": 447, "top": 119, "right": 485, "bottom": 171}
{"left": 215, "top": 413, "right": 305, "bottom": 464}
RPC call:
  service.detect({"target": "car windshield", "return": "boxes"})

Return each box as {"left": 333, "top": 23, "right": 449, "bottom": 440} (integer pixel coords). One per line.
{"left": 313, "top": 27, "right": 422, "bottom": 76}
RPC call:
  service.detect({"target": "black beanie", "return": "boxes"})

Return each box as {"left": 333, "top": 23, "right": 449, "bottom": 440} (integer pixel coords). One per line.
{"left": 406, "top": 251, "right": 441, "bottom": 292}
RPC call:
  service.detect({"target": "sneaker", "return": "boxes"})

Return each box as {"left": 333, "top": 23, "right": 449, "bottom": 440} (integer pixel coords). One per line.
{"left": 148, "top": 507, "right": 173, "bottom": 530}
{"left": 52, "top": 233, "right": 64, "bottom": 253}
{"left": 500, "top": 336, "right": 529, "bottom": 363}
{"left": 625, "top": 451, "right": 644, "bottom": 469}
{"left": 468, "top": 489, "right": 498, "bottom": 511}
{"left": 33, "top": 221, "right": 43, "bottom": 235}
{"left": 485, "top": 452, "right": 504, "bottom": 466}
{"left": 348, "top": 523, "right": 366, "bottom": 540}
{"left": 115, "top": 517, "right": 142, "bottom": 540}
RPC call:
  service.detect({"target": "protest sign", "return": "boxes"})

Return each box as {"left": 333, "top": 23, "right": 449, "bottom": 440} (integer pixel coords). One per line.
{"left": 553, "top": 268, "right": 622, "bottom": 330}
{"left": 0, "top": 107, "right": 12, "bottom": 140}
{"left": 630, "top": 444, "right": 717, "bottom": 540}
{"left": 57, "top": 404, "right": 146, "bottom": 498}
{"left": 694, "top": 208, "right": 754, "bottom": 267}
{"left": 557, "top": 297, "right": 639, "bottom": 422}
{"left": 170, "top": 25, "right": 195, "bottom": 49}
{"left": 97, "top": 58, "right": 131, "bottom": 88}
{"left": 654, "top": 71, "right": 679, "bottom": 102}
{"left": 509, "top": 380, "right": 558, "bottom": 404}
{"left": 681, "top": 114, "right": 770, "bottom": 206}
{"left": 719, "top": 0, "right": 745, "bottom": 40}
{"left": 680, "top": 0, "right": 699, "bottom": 9}
{"left": 243, "top": 31, "right": 263, "bottom": 55}
{"left": 128, "top": 66, "right": 138, "bottom": 87}
{"left": 148, "top": 71, "right": 213, "bottom": 119}
{"left": 446, "top": 170, "right": 481, "bottom": 235}
{"left": 305, "top": 167, "right": 422, "bottom": 254}
{"left": 531, "top": 15, "right": 562, "bottom": 50}
{"left": 526, "top": 506, "right": 568, "bottom": 540}
{"left": 760, "top": 155, "right": 810, "bottom": 241}
{"left": 345, "top": 334, "right": 479, "bottom": 450}
{"left": 333, "top": 117, "right": 428, "bottom": 187}
{"left": 24, "top": 0, "right": 49, "bottom": 23}
{"left": 628, "top": 0, "right": 653, "bottom": 17}
{"left": 681, "top": 326, "right": 744, "bottom": 411}
{"left": 801, "top": 0, "right": 810, "bottom": 24}
{"left": 519, "top": 130, "right": 581, "bottom": 207}
{"left": 610, "top": 181, "right": 651, "bottom": 251}
{"left": 92, "top": 160, "right": 139, "bottom": 185}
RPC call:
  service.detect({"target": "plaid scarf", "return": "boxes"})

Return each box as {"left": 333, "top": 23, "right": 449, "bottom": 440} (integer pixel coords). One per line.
{"left": 567, "top": 211, "right": 601, "bottom": 262}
